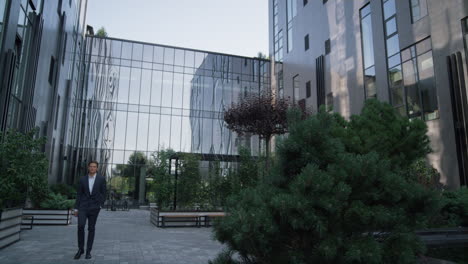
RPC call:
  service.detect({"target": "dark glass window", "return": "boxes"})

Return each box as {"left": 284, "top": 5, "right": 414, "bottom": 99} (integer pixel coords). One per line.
{"left": 48, "top": 56, "right": 56, "bottom": 85}
{"left": 304, "top": 34, "right": 309, "bottom": 51}
{"left": 401, "top": 38, "right": 438, "bottom": 120}
{"left": 325, "top": 39, "right": 331, "bottom": 55}
{"left": 303, "top": 0, "right": 308, "bottom": 6}
{"left": 306, "top": 81, "right": 311, "bottom": 98}
{"left": 54, "top": 96, "right": 60, "bottom": 130}
{"left": 287, "top": 0, "right": 296, "bottom": 53}
{"left": 360, "top": 4, "right": 376, "bottom": 98}
{"left": 410, "top": 0, "right": 428, "bottom": 23}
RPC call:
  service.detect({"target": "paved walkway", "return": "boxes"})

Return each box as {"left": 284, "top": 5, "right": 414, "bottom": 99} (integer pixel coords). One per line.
{"left": 0, "top": 210, "right": 224, "bottom": 264}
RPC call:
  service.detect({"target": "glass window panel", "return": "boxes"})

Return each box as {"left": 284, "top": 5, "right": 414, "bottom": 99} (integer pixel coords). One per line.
{"left": 124, "top": 151, "right": 136, "bottom": 164}
{"left": 401, "top": 48, "right": 412, "bottom": 62}
{"left": 121, "top": 59, "right": 131, "bottom": 67}
{"left": 153, "top": 46, "right": 164, "bottom": 63}
{"left": 140, "top": 69, "right": 151, "bottom": 106}
{"left": 172, "top": 108, "right": 182, "bottom": 116}
{"left": 410, "top": 0, "right": 428, "bottom": 22}
{"left": 391, "top": 86, "right": 404, "bottom": 106}
{"left": 142, "top": 62, "right": 152, "bottom": 69}
{"left": 170, "top": 116, "right": 181, "bottom": 151}
{"left": 153, "top": 63, "right": 163, "bottom": 71}
{"left": 360, "top": 4, "right": 371, "bottom": 18}
{"left": 202, "top": 118, "right": 213, "bottom": 153}
{"left": 148, "top": 114, "right": 160, "bottom": 152}
{"left": 195, "top": 52, "right": 206, "bottom": 69}
{"left": 364, "top": 66, "right": 376, "bottom": 98}
{"left": 121, "top": 42, "right": 132, "bottom": 60}
{"left": 129, "top": 68, "right": 141, "bottom": 104}
{"left": 163, "top": 64, "right": 174, "bottom": 72}
{"left": 164, "top": 48, "right": 175, "bottom": 65}
{"left": 126, "top": 112, "right": 138, "bottom": 150}
{"left": 143, "top": 45, "right": 153, "bottom": 62}
{"left": 174, "top": 66, "right": 184, "bottom": 73}
{"left": 174, "top": 49, "right": 185, "bottom": 66}
{"left": 389, "top": 65, "right": 403, "bottom": 88}
{"left": 383, "top": 0, "right": 396, "bottom": 20}
{"left": 402, "top": 59, "right": 421, "bottom": 117}
{"left": 212, "top": 118, "right": 223, "bottom": 154}
{"left": 386, "top": 34, "right": 400, "bottom": 57}
{"left": 161, "top": 107, "right": 171, "bottom": 115}
{"left": 111, "top": 40, "right": 122, "bottom": 58}
{"left": 172, "top": 73, "right": 184, "bottom": 109}
{"left": 112, "top": 150, "right": 124, "bottom": 164}
{"left": 183, "top": 74, "right": 193, "bottom": 109}
{"left": 161, "top": 72, "right": 173, "bottom": 108}
{"left": 385, "top": 17, "right": 397, "bottom": 36}
{"left": 416, "top": 38, "right": 432, "bottom": 55}
{"left": 117, "top": 103, "right": 127, "bottom": 111}
{"left": 114, "top": 111, "right": 127, "bottom": 150}
{"left": 417, "top": 51, "right": 438, "bottom": 117}
{"left": 388, "top": 53, "right": 401, "bottom": 68}
{"left": 180, "top": 116, "right": 192, "bottom": 152}
{"left": 117, "top": 67, "right": 130, "bottom": 103}
{"left": 131, "top": 60, "right": 142, "bottom": 68}
{"left": 159, "top": 115, "right": 171, "bottom": 149}
{"left": 151, "top": 70, "right": 163, "bottom": 106}
{"left": 132, "top": 43, "right": 143, "bottom": 61}
{"left": 128, "top": 104, "right": 138, "bottom": 112}
{"left": 137, "top": 113, "right": 149, "bottom": 151}
{"left": 184, "top": 50, "right": 195, "bottom": 68}
{"left": 361, "top": 13, "right": 375, "bottom": 69}
{"left": 139, "top": 105, "right": 150, "bottom": 113}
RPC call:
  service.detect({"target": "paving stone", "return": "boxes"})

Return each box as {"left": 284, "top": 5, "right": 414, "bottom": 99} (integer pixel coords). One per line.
{"left": 0, "top": 210, "right": 224, "bottom": 263}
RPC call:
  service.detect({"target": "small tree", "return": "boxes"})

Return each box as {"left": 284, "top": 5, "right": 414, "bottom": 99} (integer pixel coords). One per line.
{"left": 147, "top": 149, "right": 175, "bottom": 209}
{"left": 96, "top": 27, "right": 108, "bottom": 37}
{"left": 224, "top": 91, "right": 291, "bottom": 161}
{"left": 0, "top": 129, "right": 48, "bottom": 209}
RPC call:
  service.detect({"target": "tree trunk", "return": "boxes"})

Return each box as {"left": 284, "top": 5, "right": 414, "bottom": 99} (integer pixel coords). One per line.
{"left": 265, "top": 135, "right": 271, "bottom": 170}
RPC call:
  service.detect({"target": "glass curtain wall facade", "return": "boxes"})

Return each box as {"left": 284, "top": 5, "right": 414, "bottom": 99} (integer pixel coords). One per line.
{"left": 74, "top": 36, "right": 271, "bottom": 203}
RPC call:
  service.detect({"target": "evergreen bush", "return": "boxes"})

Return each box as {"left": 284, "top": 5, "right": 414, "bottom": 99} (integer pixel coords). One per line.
{"left": 213, "top": 100, "right": 440, "bottom": 264}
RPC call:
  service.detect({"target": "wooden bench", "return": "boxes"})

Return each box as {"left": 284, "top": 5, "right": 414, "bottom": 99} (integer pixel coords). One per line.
{"left": 159, "top": 214, "right": 201, "bottom": 228}
{"left": 150, "top": 208, "right": 226, "bottom": 228}
{"left": 200, "top": 213, "right": 226, "bottom": 227}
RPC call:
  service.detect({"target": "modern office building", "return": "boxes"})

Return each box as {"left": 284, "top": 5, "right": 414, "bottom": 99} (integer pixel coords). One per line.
{"left": 269, "top": 0, "right": 468, "bottom": 189}
{"left": 0, "top": 0, "right": 88, "bottom": 184}
{"left": 68, "top": 35, "right": 271, "bottom": 200}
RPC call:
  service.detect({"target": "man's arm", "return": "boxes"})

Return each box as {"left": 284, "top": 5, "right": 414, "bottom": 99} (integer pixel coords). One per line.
{"left": 74, "top": 177, "right": 82, "bottom": 210}
{"left": 100, "top": 177, "right": 107, "bottom": 208}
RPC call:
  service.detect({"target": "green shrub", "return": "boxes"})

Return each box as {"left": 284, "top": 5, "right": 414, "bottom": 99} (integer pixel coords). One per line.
{"left": 214, "top": 100, "right": 440, "bottom": 264}
{"left": 0, "top": 129, "right": 48, "bottom": 209}
{"left": 50, "top": 183, "right": 77, "bottom": 199}
{"left": 429, "top": 187, "right": 468, "bottom": 228}
{"left": 40, "top": 193, "right": 75, "bottom": 210}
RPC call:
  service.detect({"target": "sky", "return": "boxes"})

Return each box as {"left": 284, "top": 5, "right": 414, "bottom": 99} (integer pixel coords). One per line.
{"left": 86, "top": 0, "right": 269, "bottom": 58}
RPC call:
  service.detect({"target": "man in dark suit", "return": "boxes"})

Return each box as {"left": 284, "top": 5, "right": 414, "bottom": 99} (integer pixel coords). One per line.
{"left": 73, "top": 160, "right": 107, "bottom": 260}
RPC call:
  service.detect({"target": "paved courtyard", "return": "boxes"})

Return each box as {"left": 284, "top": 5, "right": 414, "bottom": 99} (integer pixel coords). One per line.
{"left": 0, "top": 209, "right": 224, "bottom": 264}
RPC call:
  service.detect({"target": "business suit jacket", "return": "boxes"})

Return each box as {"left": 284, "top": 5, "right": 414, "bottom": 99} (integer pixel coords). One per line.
{"left": 74, "top": 174, "right": 107, "bottom": 210}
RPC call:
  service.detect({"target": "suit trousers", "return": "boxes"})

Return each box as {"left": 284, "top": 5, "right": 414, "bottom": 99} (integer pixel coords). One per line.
{"left": 77, "top": 208, "right": 100, "bottom": 252}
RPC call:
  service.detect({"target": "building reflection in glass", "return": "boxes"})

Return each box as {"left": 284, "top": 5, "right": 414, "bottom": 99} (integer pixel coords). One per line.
{"left": 73, "top": 36, "right": 271, "bottom": 204}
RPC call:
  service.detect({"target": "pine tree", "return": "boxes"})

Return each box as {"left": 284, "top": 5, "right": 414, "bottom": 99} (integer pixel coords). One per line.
{"left": 213, "top": 99, "right": 440, "bottom": 264}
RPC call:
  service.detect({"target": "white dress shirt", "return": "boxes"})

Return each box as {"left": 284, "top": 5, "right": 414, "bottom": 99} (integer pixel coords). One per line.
{"left": 88, "top": 174, "right": 96, "bottom": 194}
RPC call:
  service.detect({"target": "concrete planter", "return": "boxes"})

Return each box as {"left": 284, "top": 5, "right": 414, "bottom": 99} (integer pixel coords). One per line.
{"left": 22, "top": 209, "right": 72, "bottom": 225}
{"left": 0, "top": 208, "right": 22, "bottom": 249}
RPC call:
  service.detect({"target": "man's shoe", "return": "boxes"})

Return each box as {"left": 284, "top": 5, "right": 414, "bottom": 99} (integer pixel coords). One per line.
{"left": 85, "top": 252, "right": 92, "bottom": 259}
{"left": 74, "top": 249, "right": 84, "bottom": 259}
